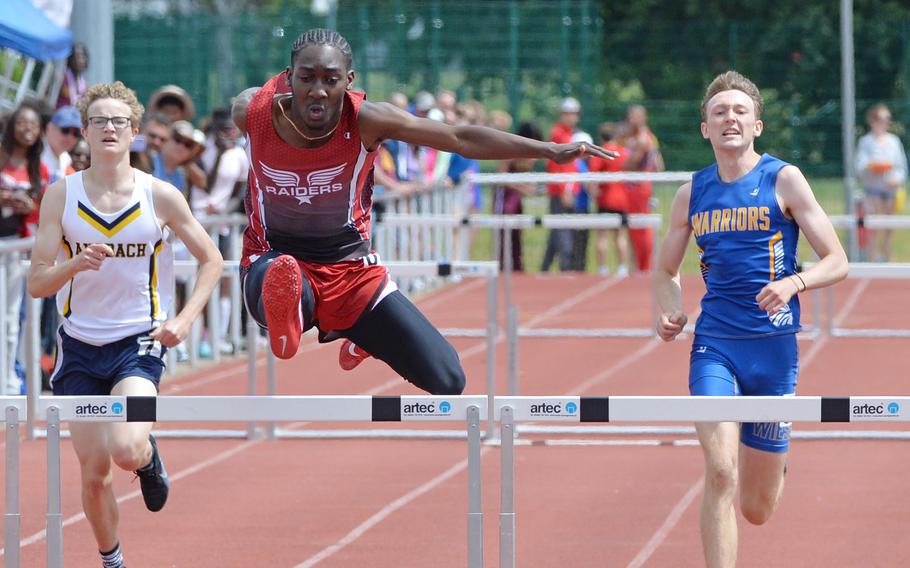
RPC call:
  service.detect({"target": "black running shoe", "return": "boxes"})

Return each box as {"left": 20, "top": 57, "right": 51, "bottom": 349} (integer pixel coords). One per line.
{"left": 135, "top": 434, "right": 169, "bottom": 512}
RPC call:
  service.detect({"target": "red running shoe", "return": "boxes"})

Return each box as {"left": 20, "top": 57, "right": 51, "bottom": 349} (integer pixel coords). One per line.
{"left": 262, "top": 255, "right": 303, "bottom": 359}
{"left": 339, "top": 339, "right": 371, "bottom": 371}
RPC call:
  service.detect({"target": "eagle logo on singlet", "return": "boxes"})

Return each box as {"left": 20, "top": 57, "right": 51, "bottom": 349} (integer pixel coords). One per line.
{"left": 769, "top": 304, "right": 793, "bottom": 327}
{"left": 259, "top": 162, "right": 348, "bottom": 205}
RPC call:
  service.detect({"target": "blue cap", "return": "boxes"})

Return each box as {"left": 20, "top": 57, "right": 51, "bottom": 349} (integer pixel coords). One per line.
{"left": 51, "top": 106, "right": 82, "bottom": 129}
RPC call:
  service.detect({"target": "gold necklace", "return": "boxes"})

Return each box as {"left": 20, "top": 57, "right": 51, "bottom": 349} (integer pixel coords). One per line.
{"left": 278, "top": 96, "right": 341, "bottom": 142}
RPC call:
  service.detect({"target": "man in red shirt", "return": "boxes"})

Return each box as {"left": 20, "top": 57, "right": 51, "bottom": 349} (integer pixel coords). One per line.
{"left": 587, "top": 122, "right": 630, "bottom": 277}
{"left": 232, "top": 29, "right": 616, "bottom": 394}
{"left": 541, "top": 97, "right": 582, "bottom": 272}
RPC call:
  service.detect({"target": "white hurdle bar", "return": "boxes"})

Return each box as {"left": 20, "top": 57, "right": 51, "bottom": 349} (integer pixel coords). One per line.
{"left": 494, "top": 395, "right": 910, "bottom": 568}
{"left": 803, "top": 262, "right": 910, "bottom": 337}
{"left": 2, "top": 397, "right": 26, "bottom": 568}
{"left": 38, "top": 395, "right": 487, "bottom": 568}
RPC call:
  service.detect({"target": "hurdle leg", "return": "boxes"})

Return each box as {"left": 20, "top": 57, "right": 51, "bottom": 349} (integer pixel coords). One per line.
{"left": 265, "top": 350, "right": 276, "bottom": 439}
{"left": 246, "top": 315, "right": 259, "bottom": 440}
{"left": 467, "top": 405, "right": 483, "bottom": 568}
{"left": 499, "top": 406, "right": 515, "bottom": 568}
{"left": 507, "top": 307, "right": 519, "bottom": 396}
{"left": 485, "top": 273, "right": 497, "bottom": 439}
{"left": 5, "top": 406, "right": 20, "bottom": 568}
{"left": 46, "top": 406, "right": 63, "bottom": 567}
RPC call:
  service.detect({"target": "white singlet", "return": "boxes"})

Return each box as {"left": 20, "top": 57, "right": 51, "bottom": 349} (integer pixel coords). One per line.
{"left": 57, "top": 170, "right": 174, "bottom": 345}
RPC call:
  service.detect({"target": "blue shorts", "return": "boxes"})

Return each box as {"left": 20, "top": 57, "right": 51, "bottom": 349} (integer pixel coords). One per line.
{"left": 50, "top": 328, "right": 167, "bottom": 396}
{"left": 689, "top": 333, "right": 799, "bottom": 453}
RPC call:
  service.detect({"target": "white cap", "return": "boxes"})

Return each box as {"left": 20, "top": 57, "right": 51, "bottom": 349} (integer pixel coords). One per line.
{"left": 414, "top": 91, "right": 435, "bottom": 113}
{"left": 559, "top": 97, "right": 581, "bottom": 114}
{"left": 571, "top": 131, "right": 593, "bottom": 144}
{"left": 427, "top": 108, "right": 445, "bottom": 122}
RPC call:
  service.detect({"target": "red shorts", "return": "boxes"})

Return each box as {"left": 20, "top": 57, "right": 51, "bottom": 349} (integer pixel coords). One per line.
{"left": 242, "top": 251, "right": 391, "bottom": 333}
{"left": 297, "top": 256, "right": 390, "bottom": 332}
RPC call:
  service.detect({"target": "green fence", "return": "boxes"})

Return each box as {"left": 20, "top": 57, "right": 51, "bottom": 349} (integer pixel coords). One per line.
{"left": 113, "top": 0, "right": 910, "bottom": 176}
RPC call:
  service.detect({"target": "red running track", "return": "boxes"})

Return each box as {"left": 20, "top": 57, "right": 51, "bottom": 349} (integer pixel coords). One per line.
{"left": 2, "top": 273, "right": 909, "bottom": 567}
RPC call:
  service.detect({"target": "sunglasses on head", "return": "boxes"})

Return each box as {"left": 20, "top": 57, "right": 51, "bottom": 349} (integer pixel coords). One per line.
{"left": 173, "top": 137, "right": 197, "bottom": 150}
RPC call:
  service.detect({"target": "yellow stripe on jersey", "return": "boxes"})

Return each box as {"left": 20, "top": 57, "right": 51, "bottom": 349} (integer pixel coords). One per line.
{"left": 768, "top": 230, "right": 783, "bottom": 280}
{"left": 148, "top": 239, "right": 164, "bottom": 320}
{"left": 61, "top": 237, "right": 74, "bottom": 318}
{"left": 77, "top": 201, "right": 142, "bottom": 238}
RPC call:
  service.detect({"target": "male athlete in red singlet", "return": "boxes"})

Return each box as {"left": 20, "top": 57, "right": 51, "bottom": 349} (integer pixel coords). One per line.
{"left": 233, "top": 29, "right": 615, "bottom": 394}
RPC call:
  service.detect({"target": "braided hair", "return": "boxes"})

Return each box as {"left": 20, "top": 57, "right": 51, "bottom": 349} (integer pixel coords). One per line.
{"left": 290, "top": 29, "right": 353, "bottom": 70}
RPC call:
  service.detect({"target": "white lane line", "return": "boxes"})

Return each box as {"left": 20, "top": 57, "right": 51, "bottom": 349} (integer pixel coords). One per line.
{"left": 293, "top": 447, "right": 492, "bottom": 568}
{"left": 13, "top": 439, "right": 261, "bottom": 551}
{"left": 525, "top": 276, "right": 623, "bottom": 328}
{"left": 626, "top": 477, "right": 704, "bottom": 568}
{"left": 418, "top": 278, "right": 486, "bottom": 310}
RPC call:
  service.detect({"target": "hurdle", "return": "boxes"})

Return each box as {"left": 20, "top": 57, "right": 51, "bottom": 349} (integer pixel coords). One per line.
{"left": 38, "top": 395, "right": 486, "bottom": 568}
{"left": 805, "top": 261, "right": 910, "bottom": 337}
{"left": 2, "top": 396, "right": 26, "bottom": 568}
{"left": 493, "top": 395, "right": 910, "bottom": 568}
{"left": 268, "top": 260, "right": 501, "bottom": 440}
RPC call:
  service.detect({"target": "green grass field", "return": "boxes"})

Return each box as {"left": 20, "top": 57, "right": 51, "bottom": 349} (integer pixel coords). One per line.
{"left": 470, "top": 178, "right": 910, "bottom": 274}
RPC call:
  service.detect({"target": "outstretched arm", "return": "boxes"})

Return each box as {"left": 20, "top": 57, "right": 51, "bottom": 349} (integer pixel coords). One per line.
{"left": 653, "top": 182, "right": 692, "bottom": 341}
{"left": 756, "top": 166, "right": 848, "bottom": 314}
{"left": 27, "top": 180, "right": 116, "bottom": 298}
{"left": 151, "top": 179, "right": 224, "bottom": 347}
{"left": 231, "top": 87, "right": 261, "bottom": 135}
{"left": 358, "top": 101, "right": 617, "bottom": 163}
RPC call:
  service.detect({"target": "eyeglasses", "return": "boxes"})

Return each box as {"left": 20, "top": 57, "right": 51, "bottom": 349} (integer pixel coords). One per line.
{"left": 87, "top": 116, "right": 131, "bottom": 130}
{"left": 61, "top": 127, "right": 81, "bottom": 137}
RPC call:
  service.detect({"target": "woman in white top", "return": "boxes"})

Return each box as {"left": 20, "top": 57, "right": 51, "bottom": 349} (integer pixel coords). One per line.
{"left": 855, "top": 103, "right": 907, "bottom": 261}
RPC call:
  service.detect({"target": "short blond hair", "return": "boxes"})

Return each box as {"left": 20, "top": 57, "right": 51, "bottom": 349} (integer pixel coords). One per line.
{"left": 700, "top": 71, "right": 763, "bottom": 120}
{"left": 77, "top": 81, "right": 145, "bottom": 128}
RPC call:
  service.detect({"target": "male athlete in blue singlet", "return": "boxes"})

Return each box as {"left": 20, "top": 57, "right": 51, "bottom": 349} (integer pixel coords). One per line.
{"left": 654, "top": 71, "right": 848, "bottom": 568}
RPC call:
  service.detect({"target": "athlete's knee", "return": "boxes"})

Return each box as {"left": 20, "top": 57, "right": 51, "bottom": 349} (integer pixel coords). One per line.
{"left": 109, "top": 441, "right": 148, "bottom": 472}
{"left": 704, "top": 462, "right": 738, "bottom": 498}
{"left": 80, "top": 463, "right": 113, "bottom": 499}
{"left": 740, "top": 493, "right": 778, "bottom": 526}
{"left": 242, "top": 252, "right": 315, "bottom": 330}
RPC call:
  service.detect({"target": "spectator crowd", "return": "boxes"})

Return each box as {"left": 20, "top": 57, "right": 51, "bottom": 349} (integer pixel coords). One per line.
{"left": 3, "top": 40, "right": 905, "bottom": 398}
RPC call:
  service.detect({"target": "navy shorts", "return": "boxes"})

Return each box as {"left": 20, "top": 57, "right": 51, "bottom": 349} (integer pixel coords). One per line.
{"left": 689, "top": 333, "right": 799, "bottom": 453}
{"left": 50, "top": 328, "right": 167, "bottom": 396}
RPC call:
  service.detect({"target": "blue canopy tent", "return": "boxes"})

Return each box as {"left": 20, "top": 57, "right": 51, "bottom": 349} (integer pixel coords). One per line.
{"left": 0, "top": 0, "right": 73, "bottom": 111}
{"left": 0, "top": 0, "right": 72, "bottom": 61}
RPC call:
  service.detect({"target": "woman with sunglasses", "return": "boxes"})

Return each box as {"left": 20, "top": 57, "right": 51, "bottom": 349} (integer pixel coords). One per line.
{"left": 27, "top": 81, "right": 222, "bottom": 568}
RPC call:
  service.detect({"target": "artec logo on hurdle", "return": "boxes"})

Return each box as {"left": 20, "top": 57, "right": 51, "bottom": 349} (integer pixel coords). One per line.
{"left": 402, "top": 400, "right": 453, "bottom": 417}
{"left": 75, "top": 401, "right": 124, "bottom": 417}
{"left": 529, "top": 401, "right": 578, "bottom": 418}
{"left": 851, "top": 400, "right": 902, "bottom": 419}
